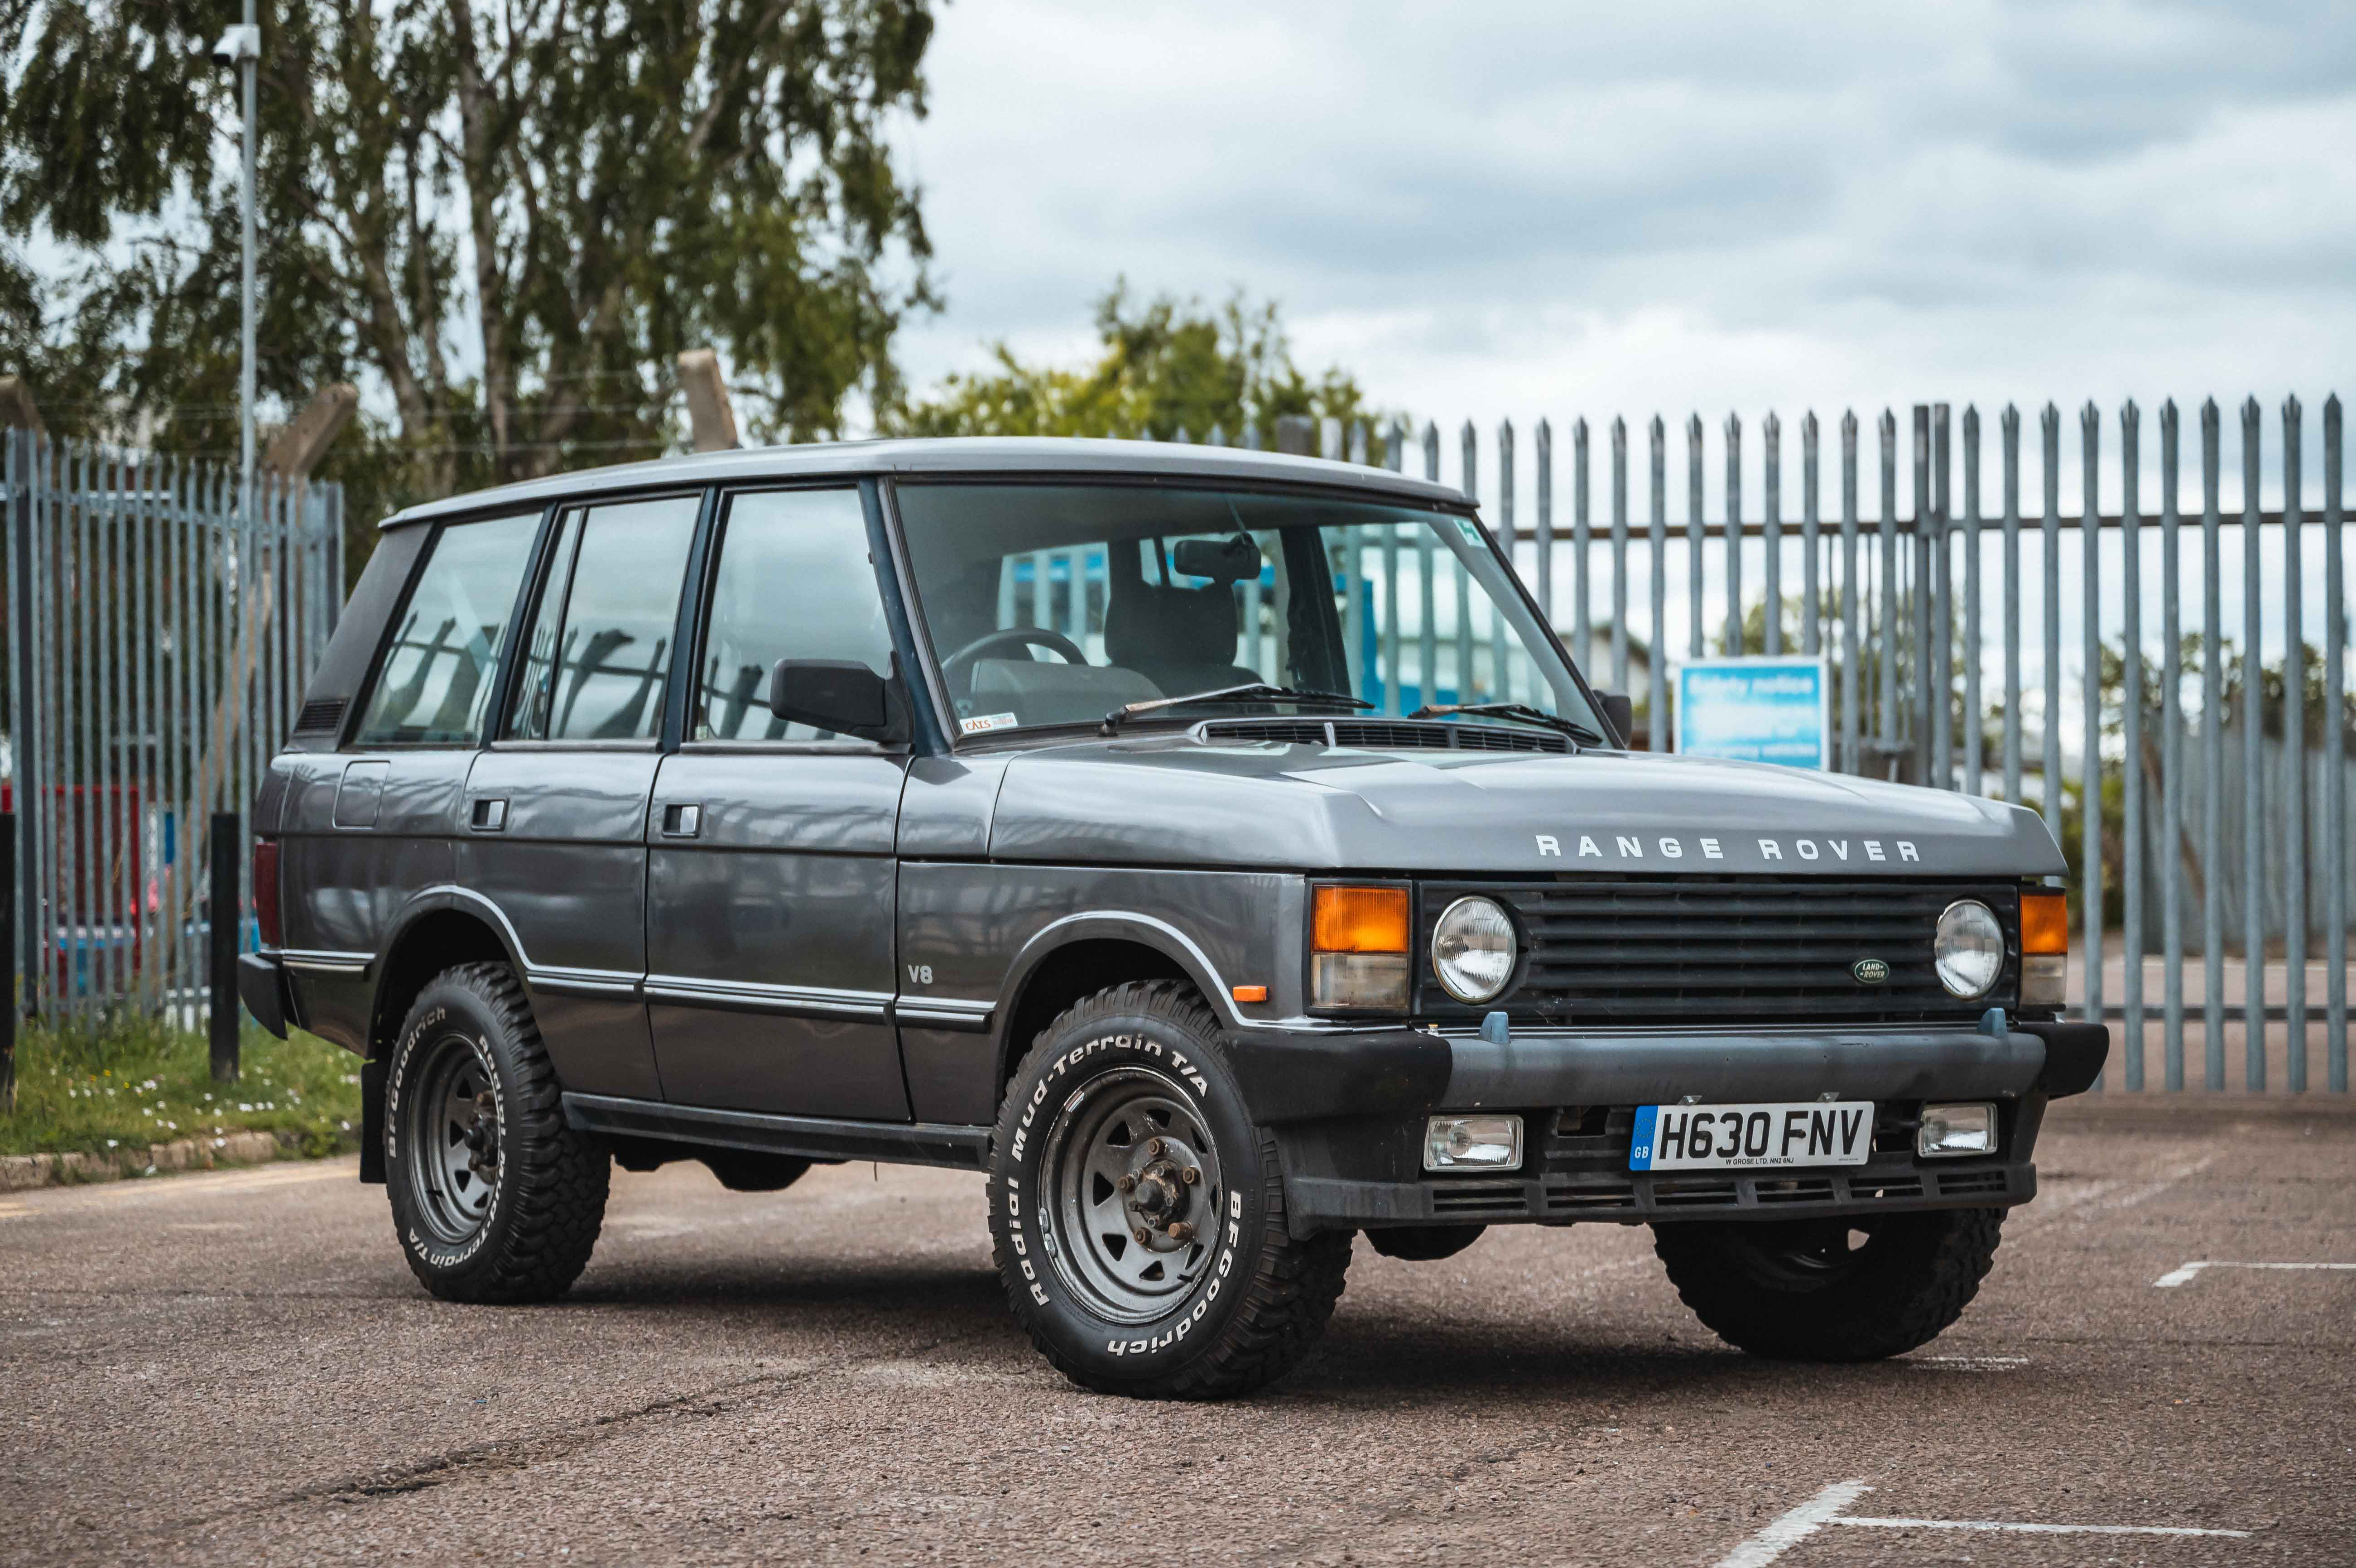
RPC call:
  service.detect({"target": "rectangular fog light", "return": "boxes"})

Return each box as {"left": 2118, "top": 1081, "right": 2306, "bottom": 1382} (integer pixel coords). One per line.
{"left": 1311, "top": 951, "right": 1409, "bottom": 1010}
{"left": 1918, "top": 1102, "right": 1997, "bottom": 1158}
{"left": 2021, "top": 953, "right": 2066, "bottom": 1005}
{"left": 1424, "top": 1115, "right": 1523, "bottom": 1172}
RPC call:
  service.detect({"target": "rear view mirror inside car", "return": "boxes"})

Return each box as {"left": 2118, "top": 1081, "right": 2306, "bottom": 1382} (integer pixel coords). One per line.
{"left": 1171, "top": 534, "right": 1261, "bottom": 582}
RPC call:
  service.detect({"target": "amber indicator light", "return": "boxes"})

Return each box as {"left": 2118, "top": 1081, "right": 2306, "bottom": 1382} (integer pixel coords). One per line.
{"left": 1312, "top": 886, "right": 1409, "bottom": 954}
{"left": 2019, "top": 891, "right": 2069, "bottom": 955}
{"left": 1230, "top": 984, "right": 1269, "bottom": 1004}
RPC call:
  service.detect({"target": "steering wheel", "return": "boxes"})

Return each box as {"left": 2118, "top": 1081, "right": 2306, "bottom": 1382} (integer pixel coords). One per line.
{"left": 940, "top": 626, "right": 1090, "bottom": 692}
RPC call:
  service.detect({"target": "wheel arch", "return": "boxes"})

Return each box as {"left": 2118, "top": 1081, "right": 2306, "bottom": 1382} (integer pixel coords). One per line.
{"left": 992, "top": 914, "right": 1239, "bottom": 1102}
{"left": 358, "top": 893, "right": 526, "bottom": 1183}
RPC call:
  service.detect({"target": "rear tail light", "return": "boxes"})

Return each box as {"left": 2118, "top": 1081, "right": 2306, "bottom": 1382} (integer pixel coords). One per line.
{"left": 1311, "top": 885, "right": 1409, "bottom": 1011}
{"left": 253, "top": 839, "right": 282, "bottom": 948}
{"left": 2019, "top": 889, "right": 2067, "bottom": 1005}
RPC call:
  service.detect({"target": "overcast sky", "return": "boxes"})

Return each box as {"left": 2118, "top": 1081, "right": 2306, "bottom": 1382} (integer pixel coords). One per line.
{"left": 891, "top": 0, "right": 2355, "bottom": 445}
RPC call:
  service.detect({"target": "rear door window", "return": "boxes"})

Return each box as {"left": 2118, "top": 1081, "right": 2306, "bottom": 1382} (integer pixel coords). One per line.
{"left": 692, "top": 488, "right": 894, "bottom": 742}
{"left": 354, "top": 511, "right": 543, "bottom": 745}
{"left": 505, "top": 495, "right": 701, "bottom": 742}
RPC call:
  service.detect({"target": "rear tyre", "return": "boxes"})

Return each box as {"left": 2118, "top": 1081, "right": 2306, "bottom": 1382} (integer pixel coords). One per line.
{"left": 989, "top": 980, "right": 1351, "bottom": 1399}
{"left": 384, "top": 962, "right": 609, "bottom": 1303}
{"left": 1651, "top": 1208, "right": 2005, "bottom": 1361}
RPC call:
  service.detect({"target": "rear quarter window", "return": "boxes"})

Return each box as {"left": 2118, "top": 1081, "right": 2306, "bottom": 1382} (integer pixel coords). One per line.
{"left": 353, "top": 511, "right": 543, "bottom": 745}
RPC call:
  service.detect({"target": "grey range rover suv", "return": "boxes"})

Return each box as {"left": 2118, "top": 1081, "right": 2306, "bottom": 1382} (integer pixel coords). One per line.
{"left": 243, "top": 437, "right": 2105, "bottom": 1399}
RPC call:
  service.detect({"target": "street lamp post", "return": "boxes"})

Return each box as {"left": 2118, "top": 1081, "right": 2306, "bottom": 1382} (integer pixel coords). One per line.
{"left": 240, "top": 0, "right": 256, "bottom": 493}
{"left": 208, "top": 13, "right": 262, "bottom": 495}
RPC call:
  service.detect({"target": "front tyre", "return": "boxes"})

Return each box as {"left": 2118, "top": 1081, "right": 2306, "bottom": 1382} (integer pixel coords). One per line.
{"left": 1652, "top": 1207, "right": 2005, "bottom": 1361}
{"left": 989, "top": 981, "right": 1350, "bottom": 1399}
{"left": 384, "top": 962, "right": 609, "bottom": 1303}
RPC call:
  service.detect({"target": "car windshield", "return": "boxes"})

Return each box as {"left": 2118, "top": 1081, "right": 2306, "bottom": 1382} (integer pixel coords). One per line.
{"left": 891, "top": 481, "right": 1602, "bottom": 739}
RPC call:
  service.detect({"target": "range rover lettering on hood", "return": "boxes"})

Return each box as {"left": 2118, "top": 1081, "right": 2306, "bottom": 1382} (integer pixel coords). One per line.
{"left": 1534, "top": 833, "right": 1920, "bottom": 866}
{"left": 981, "top": 741, "right": 2071, "bottom": 877}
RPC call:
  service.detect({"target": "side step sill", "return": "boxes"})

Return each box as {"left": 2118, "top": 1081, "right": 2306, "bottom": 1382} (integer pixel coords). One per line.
{"left": 561, "top": 1092, "right": 991, "bottom": 1171}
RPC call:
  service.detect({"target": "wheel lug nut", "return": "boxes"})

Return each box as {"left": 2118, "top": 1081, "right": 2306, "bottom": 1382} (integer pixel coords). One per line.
{"left": 1168, "top": 1222, "right": 1194, "bottom": 1242}
{"left": 1180, "top": 1166, "right": 1199, "bottom": 1185}
{"left": 1133, "top": 1227, "right": 1152, "bottom": 1245}
{"left": 1116, "top": 1174, "right": 1136, "bottom": 1193}
{"left": 1147, "top": 1137, "right": 1165, "bottom": 1157}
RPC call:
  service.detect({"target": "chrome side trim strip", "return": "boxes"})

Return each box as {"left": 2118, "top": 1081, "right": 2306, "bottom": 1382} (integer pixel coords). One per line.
{"left": 526, "top": 964, "right": 642, "bottom": 1001}
{"left": 893, "top": 996, "right": 995, "bottom": 1033}
{"left": 279, "top": 948, "right": 373, "bottom": 977}
{"left": 642, "top": 973, "right": 894, "bottom": 1022}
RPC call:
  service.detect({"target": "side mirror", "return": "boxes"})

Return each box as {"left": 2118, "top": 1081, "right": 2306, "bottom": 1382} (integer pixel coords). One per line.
{"left": 768, "top": 659, "right": 901, "bottom": 743}
{"left": 1595, "top": 691, "right": 1634, "bottom": 748}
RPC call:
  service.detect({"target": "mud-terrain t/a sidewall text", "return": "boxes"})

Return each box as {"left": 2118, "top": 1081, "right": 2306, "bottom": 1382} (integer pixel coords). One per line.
{"left": 989, "top": 981, "right": 1350, "bottom": 1398}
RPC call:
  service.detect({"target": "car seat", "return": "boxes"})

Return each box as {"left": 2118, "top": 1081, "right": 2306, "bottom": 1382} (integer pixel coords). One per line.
{"left": 1104, "top": 557, "right": 1261, "bottom": 700}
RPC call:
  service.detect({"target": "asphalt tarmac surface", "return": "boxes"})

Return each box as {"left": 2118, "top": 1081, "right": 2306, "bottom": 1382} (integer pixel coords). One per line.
{"left": 4, "top": 1098, "right": 2350, "bottom": 1567}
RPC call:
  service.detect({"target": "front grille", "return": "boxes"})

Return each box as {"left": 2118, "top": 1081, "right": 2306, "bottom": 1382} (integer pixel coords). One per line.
{"left": 1420, "top": 878, "right": 2020, "bottom": 1025}
{"left": 1200, "top": 718, "right": 1569, "bottom": 754}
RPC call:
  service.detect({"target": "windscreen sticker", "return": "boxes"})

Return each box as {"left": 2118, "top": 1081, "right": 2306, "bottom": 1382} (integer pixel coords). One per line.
{"left": 960, "top": 712, "right": 1020, "bottom": 735}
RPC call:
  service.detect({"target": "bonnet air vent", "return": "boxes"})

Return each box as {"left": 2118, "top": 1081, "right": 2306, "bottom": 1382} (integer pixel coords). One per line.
{"left": 293, "top": 697, "right": 348, "bottom": 735}
{"left": 1199, "top": 719, "right": 1569, "bottom": 755}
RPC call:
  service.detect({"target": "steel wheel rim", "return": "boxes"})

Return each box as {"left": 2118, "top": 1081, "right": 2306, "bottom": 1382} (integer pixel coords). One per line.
{"left": 1040, "top": 1068, "right": 1224, "bottom": 1325}
{"left": 403, "top": 1032, "right": 503, "bottom": 1247}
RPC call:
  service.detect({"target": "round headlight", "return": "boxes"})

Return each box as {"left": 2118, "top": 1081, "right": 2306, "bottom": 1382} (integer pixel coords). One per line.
{"left": 1934, "top": 899, "right": 2005, "bottom": 998}
{"left": 1432, "top": 896, "right": 1517, "bottom": 1003}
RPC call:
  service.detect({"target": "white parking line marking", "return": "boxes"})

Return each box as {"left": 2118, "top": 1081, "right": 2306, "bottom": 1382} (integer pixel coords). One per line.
{"left": 2154, "top": 1260, "right": 2356, "bottom": 1288}
{"left": 1910, "top": 1354, "right": 2030, "bottom": 1371}
{"left": 1835, "top": 1516, "right": 2250, "bottom": 1539}
{"left": 1712, "top": 1481, "right": 1872, "bottom": 1568}
{"left": 1715, "top": 1481, "right": 2254, "bottom": 1564}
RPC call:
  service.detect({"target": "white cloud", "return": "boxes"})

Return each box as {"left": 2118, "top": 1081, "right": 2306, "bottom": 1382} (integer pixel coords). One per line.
{"left": 891, "top": 0, "right": 2356, "bottom": 448}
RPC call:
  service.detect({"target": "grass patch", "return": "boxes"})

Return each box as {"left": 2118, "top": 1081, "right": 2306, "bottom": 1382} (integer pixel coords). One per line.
{"left": 2, "top": 1018, "right": 364, "bottom": 1160}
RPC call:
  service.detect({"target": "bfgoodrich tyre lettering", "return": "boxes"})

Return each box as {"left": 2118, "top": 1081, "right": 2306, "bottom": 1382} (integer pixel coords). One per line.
{"left": 989, "top": 980, "right": 1350, "bottom": 1399}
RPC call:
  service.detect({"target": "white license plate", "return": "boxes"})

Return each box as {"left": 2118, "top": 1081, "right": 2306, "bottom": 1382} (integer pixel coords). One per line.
{"left": 1630, "top": 1101, "right": 1875, "bottom": 1172}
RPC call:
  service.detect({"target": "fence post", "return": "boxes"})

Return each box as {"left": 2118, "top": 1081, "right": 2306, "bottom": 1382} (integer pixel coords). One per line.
{"left": 1, "top": 812, "right": 13, "bottom": 1111}
{"left": 8, "top": 427, "right": 37, "bottom": 1006}
{"left": 209, "top": 811, "right": 240, "bottom": 1082}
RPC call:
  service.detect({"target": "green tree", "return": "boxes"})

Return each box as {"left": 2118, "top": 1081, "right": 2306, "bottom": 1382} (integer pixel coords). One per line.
{"left": 2, "top": 0, "right": 938, "bottom": 539}
{"left": 890, "top": 281, "right": 1385, "bottom": 444}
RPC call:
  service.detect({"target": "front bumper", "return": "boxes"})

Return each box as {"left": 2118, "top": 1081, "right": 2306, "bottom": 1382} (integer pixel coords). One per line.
{"left": 1224, "top": 1016, "right": 2107, "bottom": 1236}
{"left": 1225, "top": 1016, "right": 2109, "bottom": 1123}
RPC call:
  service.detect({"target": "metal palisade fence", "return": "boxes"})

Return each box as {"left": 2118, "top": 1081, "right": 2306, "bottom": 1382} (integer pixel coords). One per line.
{"left": 1164, "top": 399, "right": 2350, "bottom": 1096}
{"left": 2, "top": 429, "right": 346, "bottom": 1028}
{"left": 2, "top": 403, "right": 2346, "bottom": 1097}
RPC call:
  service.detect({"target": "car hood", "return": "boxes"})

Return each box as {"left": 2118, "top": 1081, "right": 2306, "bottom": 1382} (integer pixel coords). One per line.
{"left": 986, "top": 737, "right": 2066, "bottom": 877}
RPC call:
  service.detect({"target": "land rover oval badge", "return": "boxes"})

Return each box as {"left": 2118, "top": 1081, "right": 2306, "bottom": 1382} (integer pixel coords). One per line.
{"left": 1851, "top": 957, "right": 1891, "bottom": 985}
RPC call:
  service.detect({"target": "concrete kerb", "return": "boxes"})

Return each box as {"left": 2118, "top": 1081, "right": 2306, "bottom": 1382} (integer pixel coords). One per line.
{"left": 0, "top": 1129, "right": 293, "bottom": 1191}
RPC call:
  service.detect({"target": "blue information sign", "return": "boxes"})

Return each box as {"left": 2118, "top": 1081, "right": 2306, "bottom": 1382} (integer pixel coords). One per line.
{"left": 1673, "top": 657, "right": 1830, "bottom": 768}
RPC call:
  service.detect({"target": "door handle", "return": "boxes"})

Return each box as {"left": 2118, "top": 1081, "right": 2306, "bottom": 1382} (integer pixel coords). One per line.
{"left": 660, "top": 803, "right": 702, "bottom": 838}
{"left": 470, "top": 797, "right": 508, "bottom": 832}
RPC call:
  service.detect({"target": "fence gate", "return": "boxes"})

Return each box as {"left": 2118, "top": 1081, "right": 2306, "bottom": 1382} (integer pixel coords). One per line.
{"left": 3, "top": 428, "right": 345, "bottom": 1028}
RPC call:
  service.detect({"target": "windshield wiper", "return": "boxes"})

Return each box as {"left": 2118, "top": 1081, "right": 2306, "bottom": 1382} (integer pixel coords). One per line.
{"left": 1407, "top": 701, "right": 1604, "bottom": 749}
{"left": 1101, "top": 683, "right": 1374, "bottom": 735}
